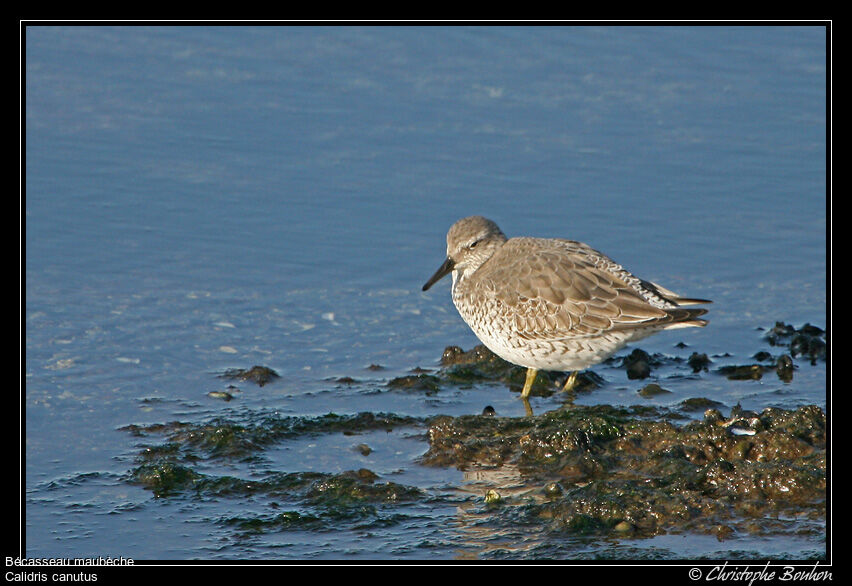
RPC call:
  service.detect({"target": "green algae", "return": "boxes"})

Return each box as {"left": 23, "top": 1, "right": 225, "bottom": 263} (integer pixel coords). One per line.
{"left": 155, "top": 466, "right": 421, "bottom": 531}
{"left": 128, "top": 459, "right": 426, "bottom": 530}
{"left": 121, "top": 411, "right": 422, "bottom": 462}
{"left": 123, "top": 409, "right": 430, "bottom": 531}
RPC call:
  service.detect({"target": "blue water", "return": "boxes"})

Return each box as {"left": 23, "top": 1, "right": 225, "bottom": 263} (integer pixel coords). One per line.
{"left": 24, "top": 25, "right": 827, "bottom": 560}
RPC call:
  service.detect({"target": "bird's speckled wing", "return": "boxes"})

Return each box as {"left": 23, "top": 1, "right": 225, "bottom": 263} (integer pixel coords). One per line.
{"left": 464, "top": 237, "right": 707, "bottom": 341}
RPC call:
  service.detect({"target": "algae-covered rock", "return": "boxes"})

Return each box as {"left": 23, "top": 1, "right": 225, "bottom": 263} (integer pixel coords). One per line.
{"left": 717, "top": 364, "right": 768, "bottom": 381}
{"left": 638, "top": 383, "right": 672, "bottom": 398}
{"left": 387, "top": 373, "right": 441, "bottom": 393}
{"left": 679, "top": 397, "right": 725, "bottom": 412}
{"left": 440, "top": 344, "right": 543, "bottom": 390}
{"left": 420, "top": 404, "right": 825, "bottom": 539}
{"left": 129, "top": 462, "right": 204, "bottom": 497}
{"left": 305, "top": 469, "right": 423, "bottom": 505}
{"left": 437, "top": 344, "right": 590, "bottom": 396}
{"left": 218, "top": 365, "right": 280, "bottom": 387}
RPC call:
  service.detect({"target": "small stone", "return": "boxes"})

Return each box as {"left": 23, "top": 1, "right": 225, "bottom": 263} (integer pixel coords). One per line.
{"left": 638, "top": 383, "right": 672, "bottom": 397}
{"left": 355, "top": 443, "right": 372, "bottom": 456}
{"left": 206, "top": 391, "right": 234, "bottom": 401}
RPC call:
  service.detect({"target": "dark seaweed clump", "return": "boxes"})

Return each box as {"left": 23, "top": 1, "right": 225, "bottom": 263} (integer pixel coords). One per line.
{"left": 711, "top": 322, "right": 825, "bottom": 383}
{"left": 763, "top": 322, "right": 826, "bottom": 365}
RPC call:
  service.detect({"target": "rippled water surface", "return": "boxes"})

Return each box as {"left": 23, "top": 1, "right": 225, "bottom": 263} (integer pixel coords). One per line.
{"left": 25, "top": 25, "right": 827, "bottom": 560}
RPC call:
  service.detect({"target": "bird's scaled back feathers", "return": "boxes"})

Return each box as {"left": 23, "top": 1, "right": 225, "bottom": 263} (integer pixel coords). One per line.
{"left": 454, "top": 236, "right": 709, "bottom": 342}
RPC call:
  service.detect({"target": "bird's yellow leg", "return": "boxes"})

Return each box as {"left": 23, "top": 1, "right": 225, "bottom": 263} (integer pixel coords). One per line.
{"left": 521, "top": 368, "right": 538, "bottom": 399}
{"left": 562, "top": 371, "right": 578, "bottom": 392}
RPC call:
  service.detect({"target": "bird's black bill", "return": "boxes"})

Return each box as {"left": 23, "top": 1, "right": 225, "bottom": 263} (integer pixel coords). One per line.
{"left": 422, "top": 257, "right": 455, "bottom": 291}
